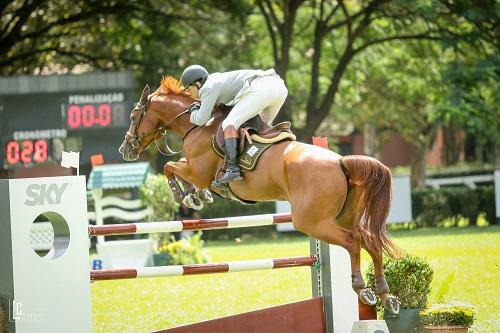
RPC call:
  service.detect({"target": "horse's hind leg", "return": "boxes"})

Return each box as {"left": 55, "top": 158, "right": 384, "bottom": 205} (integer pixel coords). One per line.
{"left": 350, "top": 229, "right": 377, "bottom": 306}
{"left": 361, "top": 239, "right": 400, "bottom": 314}
{"left": 335, "top": 195, "right": 376, "bottom": 305}
{"left": 295, "top": 215, "right": 376, "bottom": 306}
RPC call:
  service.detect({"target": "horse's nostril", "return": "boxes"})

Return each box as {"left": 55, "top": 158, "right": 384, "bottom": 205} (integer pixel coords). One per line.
{"left": 119, "top": 145, "right": 124, "bottom": 154}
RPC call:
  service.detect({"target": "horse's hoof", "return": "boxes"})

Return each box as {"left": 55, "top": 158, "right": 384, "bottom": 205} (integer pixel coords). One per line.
{"left": 358, "top": 288, "right": 377, "bottom": 305}
{"left": 182, "top": 194, "right": 203, "bottom": 210}
{"left": 382, "top": 295, "right": 400, "bottom": 315}
{"left": 198, "top": 189, "right": 213, "bottom": 203}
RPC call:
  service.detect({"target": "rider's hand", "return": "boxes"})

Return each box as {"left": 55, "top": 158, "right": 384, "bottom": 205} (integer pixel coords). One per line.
{"left": 188, "top": 102, "right": 201, "bottom": 113}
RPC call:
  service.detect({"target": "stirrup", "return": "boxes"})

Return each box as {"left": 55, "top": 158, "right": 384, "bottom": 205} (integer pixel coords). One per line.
{"left": 216, "top": 169, "right": 243, "bottom": 185}
{"left": 213, "top": 168, "right": 242, "bottom": 186}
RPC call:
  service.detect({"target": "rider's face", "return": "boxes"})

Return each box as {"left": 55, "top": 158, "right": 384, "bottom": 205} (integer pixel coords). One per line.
{"left": 187, "top": 84, "right": 200, "bottom": 100}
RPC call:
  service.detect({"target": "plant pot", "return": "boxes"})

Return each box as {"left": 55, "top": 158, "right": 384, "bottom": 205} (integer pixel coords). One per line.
{"left": 384, "top": 308, "right": 420, "bottom": 333}
{"left": 424, "top": 326, "right": 468, "bottom": 333}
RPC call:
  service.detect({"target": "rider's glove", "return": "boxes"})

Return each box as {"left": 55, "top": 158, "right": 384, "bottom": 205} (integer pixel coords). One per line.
{"left": 188, "top": 102, "right": 201, "bottom": 113}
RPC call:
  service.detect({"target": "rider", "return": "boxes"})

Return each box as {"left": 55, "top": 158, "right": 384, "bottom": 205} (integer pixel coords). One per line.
{"left": 180, "top": 65, "right": 288, "bottom": 187}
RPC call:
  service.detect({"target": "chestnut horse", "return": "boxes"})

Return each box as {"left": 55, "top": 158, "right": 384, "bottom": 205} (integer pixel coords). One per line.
{"left": 119, "top": 77, "right": 400, "bottom": 313}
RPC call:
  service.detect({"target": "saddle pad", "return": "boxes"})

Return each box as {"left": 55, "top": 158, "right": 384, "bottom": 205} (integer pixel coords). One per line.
{"left": 211, "top": 136, "right": 273, "bottom": 171}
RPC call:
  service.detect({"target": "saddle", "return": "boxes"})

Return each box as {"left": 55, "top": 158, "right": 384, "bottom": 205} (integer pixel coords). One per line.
{"left": 209, "top": 113, "right": 296, "bottom": 204}
{"left": 214, "top": 115, "right": 296, "bottom": 152}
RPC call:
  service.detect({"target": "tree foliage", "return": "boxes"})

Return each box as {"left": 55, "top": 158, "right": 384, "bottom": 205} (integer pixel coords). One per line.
{"left": 1, "top": 0, "right": 498, "bottom": 174}
{"left": 0, "top": 0, "right": 248, "bottom": 82}
{"left": 252, "top": 0, "right": 498, "bottom": 141}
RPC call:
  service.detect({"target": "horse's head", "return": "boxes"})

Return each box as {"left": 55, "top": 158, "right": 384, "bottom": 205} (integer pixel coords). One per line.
{"left": 119, "top": 77, "right": 193, "bottom": 161}
{"left": 119, "top": 84, "right": 162, "bottom": 161}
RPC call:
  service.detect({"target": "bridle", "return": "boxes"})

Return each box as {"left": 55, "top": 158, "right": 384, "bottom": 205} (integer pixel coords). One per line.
{"left": 124, "top": 94, "right": 196, "bottom": 155}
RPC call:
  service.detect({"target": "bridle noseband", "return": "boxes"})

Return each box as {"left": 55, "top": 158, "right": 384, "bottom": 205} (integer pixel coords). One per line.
{"left": 124, "top": 95, "right": 152, "bottom": 149}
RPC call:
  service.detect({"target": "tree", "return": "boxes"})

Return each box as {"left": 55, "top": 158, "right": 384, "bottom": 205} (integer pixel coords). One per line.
{"left": 345, "top": 39, "right": 444, "bottom": 187}
{"left": 253, "top": 0, "right": 498, "bottom": 141}
{"left": 436, "top": 56, "right": 499, "bottom": 165}
{"left": 433, "top": 0, "right": 499, "bottom": 165}
{"left": 0, "top": 0, "right": 248, "bottom": 82}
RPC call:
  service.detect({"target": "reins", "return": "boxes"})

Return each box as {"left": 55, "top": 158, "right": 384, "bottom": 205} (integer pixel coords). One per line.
{"left": 140, "top": 107, "right": 197, "bottom": 157}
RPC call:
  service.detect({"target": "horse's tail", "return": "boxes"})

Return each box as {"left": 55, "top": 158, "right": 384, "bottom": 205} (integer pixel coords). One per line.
{"left": 342, "top": 155, "right": 401, "bottom": 257}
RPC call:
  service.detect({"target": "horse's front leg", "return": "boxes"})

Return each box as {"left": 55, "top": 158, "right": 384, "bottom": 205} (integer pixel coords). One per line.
{"left": 163, "top": 160, "right": 191, "bottom": 202}
{"left": 175, "top": 176, "right": 213, "bottom": 204}
{"left": 165, "top": 174, "right": 184, "bottom": 203}
{"left": 164, "top": 161, "right": 212, "bottom": 210}
{"left": 176, "top": 175, "right": 196, "bottom": 196}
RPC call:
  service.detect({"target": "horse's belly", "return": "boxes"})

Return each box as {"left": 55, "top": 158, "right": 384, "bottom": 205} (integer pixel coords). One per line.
{"left": 230, "top": 141, "right": 291, "bottom": 201}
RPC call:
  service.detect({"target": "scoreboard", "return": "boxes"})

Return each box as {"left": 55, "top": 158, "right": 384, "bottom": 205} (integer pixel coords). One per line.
{"left": 0, "top": 71, "right": 135, "bottom": 176}
{"left": 63, "top": 93, "right": 128, "bottom": 130}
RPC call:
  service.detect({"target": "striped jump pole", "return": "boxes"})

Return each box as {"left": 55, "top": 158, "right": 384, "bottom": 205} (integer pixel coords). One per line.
{"left": 88, "top": 212, "right": 292, "bottom": 237}
{"left": 91, "top": 255, "right": 317, "bottom": 281}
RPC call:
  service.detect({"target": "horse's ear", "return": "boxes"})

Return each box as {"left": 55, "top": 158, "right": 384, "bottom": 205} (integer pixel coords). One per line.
{"left": 139, "top": 84, "right": 150, "bottom": 104}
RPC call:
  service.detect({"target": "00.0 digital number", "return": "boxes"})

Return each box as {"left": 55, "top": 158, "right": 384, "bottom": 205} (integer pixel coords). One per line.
{"left": 67, "top": 103, "right": 112, "bottom": 129}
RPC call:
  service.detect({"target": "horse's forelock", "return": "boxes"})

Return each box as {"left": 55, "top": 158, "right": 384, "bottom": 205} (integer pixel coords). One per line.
{"left": 160, "top": 76, "right": 191, "bottom": 96}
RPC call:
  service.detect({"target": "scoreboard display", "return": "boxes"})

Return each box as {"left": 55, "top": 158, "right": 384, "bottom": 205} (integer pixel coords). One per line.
{"left": 63, "top": 93, "right": 128, "bottom": 130}
{"left": 0, "top": 71, "right": 135, "bottom": 175}
{"left": 5, "top": 139, "right": 49, "bottom": 166}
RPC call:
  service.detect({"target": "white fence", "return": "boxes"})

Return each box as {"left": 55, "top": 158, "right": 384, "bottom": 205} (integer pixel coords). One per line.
{"left": 425, "top": 174, "right": 494, "bottom": 189}
{"left": 91, "top": 188, "right": 153, "bottom": 268}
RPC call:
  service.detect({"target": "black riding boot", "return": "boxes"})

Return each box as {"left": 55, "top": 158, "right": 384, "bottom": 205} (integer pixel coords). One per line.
{"left": 216, "top": 137, "right": 243, "bottom": 184}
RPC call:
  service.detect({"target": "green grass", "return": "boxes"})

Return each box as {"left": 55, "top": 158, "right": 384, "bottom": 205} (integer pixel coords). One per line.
{"left": 91, "top": 226, "right": 500, "bottom": 333}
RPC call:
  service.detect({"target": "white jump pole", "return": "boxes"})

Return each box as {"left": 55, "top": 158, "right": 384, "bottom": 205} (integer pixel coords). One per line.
{"left": 0, "top": 176, "right": 92, "bottom": 333}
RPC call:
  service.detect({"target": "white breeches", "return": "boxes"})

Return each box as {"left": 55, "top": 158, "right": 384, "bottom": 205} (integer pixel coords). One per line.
{"left": 221, "top": 75, "right": 288, "bottom": 130}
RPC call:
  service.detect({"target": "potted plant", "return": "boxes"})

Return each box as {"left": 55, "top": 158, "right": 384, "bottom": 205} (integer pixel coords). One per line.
{"left": 420, "top": 302, "right": 475, "bottom": 332}
{"left": 366, "top": 254, "right": 434, "bottom": 333}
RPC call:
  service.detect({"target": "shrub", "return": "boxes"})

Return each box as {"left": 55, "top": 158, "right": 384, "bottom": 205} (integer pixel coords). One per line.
{"left": 139, "top": 173, "right": 179, "bottom": 222}
{"left": 411, "top": 185, "right": 495, "bottom": 228}
{"left": 420, "top": 303, "right": 475, "bottom": 327}
{"left": 154, "top": 231, "right": 209, "bottom": 265}
{"left": 139, "top": 173, "right": 179, "bottom": 244}
{"left": 477, "top": 185, "right": 498, "bottom": 225}
{"left": 366, "top": 255, "right": 434, "bottom": 309}
{"left": 412, "top": 188, "right": 450, "bottom": 228}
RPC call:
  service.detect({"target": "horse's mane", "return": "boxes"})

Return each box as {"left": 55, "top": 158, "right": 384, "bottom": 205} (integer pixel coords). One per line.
{"left": 158, "top": 76, "right": 191, "bottom": 97}
{"left": 157, "top": 76, "right": 229, "bottom": 121}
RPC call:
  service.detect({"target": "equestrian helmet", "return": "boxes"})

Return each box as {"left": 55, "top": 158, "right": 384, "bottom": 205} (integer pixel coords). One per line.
{"left": 180, "top": 65, "right": 209, "bottom": 87}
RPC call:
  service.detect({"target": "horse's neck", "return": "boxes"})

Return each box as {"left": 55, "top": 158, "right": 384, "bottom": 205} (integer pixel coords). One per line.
{"left": 167, "top": 95, "right": 195, "bottom": 137}
{"left": 181, "top": 108, "right": 225, "bottom": 160}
